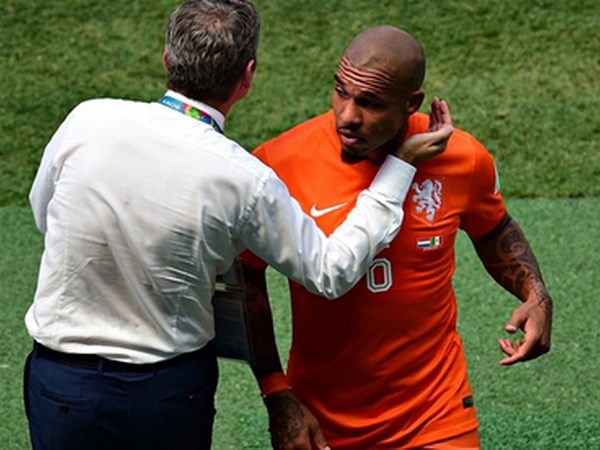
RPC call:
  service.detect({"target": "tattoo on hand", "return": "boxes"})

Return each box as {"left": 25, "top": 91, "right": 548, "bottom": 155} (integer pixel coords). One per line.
{"left": 265, "top": 392, "right": 305, "bottom": 445}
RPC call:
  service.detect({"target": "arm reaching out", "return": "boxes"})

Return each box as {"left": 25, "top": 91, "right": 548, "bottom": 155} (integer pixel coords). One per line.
{"left": 472, "top": 214, "right": 553, "bottom": 365}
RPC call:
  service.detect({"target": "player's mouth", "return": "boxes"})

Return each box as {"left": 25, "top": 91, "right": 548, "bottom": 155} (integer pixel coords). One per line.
{"left": 337, "top": 130, "right": 364, "bottom": 148}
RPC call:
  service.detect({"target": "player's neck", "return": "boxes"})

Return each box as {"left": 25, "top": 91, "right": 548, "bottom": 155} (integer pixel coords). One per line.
{"left": 365, "top": 148, "right": 389, "bottom": 165}
{"left": 370, "top": 125, "right": 408, "bottom": 165}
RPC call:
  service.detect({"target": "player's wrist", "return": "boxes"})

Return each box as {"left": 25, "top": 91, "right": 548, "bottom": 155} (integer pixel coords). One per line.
{"left": 394, "top": 148, "right": 417, "bottom": 165}
{"left": 262, "top": 387, "right": 293, "bottom": 402}
{"left": 259, "top": 371, "right": 291, "bottom": 399}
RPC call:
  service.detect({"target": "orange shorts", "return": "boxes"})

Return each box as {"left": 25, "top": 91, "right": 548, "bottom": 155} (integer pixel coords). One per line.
{"left": 421, "top": 429, "right": 480, "bottom": 449}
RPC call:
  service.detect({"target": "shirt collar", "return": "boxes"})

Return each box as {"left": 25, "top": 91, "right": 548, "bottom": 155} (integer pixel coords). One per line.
{"left": 164, "top": 90, "right": 226, "bottom": 131}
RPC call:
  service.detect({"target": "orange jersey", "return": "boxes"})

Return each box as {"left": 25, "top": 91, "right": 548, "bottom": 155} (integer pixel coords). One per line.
{"left": 252, "top": 111, "right": 506, "bottom": 448}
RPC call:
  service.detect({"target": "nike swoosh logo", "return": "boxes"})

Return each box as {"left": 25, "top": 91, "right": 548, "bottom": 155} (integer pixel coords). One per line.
{"left": 310, "top": 202, "right": 348, "bottom": 218}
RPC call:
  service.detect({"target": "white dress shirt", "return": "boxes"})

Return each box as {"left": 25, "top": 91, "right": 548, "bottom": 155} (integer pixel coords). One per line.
{"left": 26, "top": 90, "right": 416, "bottom": 363}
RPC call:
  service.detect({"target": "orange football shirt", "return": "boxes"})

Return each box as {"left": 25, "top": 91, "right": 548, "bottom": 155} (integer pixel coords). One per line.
{"left": 251, "top": 111, "right": 506, "bottom": 449}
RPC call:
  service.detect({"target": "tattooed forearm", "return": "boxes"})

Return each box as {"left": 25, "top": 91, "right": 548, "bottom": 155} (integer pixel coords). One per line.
{"left": 241, "top": 264, "right": 285, "bottom": 379}
{"left": 473, "top": 214, "right": 553, "bottom": 316}
{"left": 531, "top": 283, "right": 553, "bottom": 317}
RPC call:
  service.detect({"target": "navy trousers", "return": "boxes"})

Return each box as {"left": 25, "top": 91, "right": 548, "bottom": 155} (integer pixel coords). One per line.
{"left": 24, "top": 343, "right": 218, "bottom": 450}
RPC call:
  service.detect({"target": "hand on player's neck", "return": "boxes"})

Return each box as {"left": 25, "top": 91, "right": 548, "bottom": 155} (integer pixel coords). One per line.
{"left": 370, "top": 127, "right": 408, "bottom": 165}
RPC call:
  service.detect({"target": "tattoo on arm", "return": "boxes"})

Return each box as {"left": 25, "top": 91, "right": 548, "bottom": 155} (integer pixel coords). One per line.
{"left": 241, "top": 264, "right": 285, "bottom": 380}
{"left": 241, "top": 265, "right": 307, "bottom": 446}
{"left": 473, "top": 214, "right": 553, "bottom": 317}
{"left": 264, "top": 391, "right": 305, "bottom": 445}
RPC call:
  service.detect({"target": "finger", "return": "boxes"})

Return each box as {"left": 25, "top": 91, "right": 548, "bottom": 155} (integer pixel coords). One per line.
{"left": 304, "top": 410, "right": 329, "bottom": 450}
{"left": 430, "top": 97, "right": 442, "bottom": 131}
{"left": 312, "top": 427, "right": 330, "bottom": 450}
{"left": 438, "top": 99, "right": 451, "bottom": 126}
{"left": 435, "top": 98, "right": 444, "bottom": 125}
{"left": 427, "top": 123, "right": 454, "bottom": 144}
{"left": 499, "top": 338, "right": 521, "bottom": 365}
{"left": 498, "top": 338, "right": 517, "bottom": 356}
{"left": 505, "top": 308, "right": 527, "bottom": 334}
{"left": 429, "top": 100, "right": 438, "bottom": 131}
{"left": 500, "top": 354, "right": 521, "bottom": 366}
{"left": 500, "top": 337, "right": 535, "bottom": 366}
{"left": 500, "top": 348, "right": 526, "bottom": 365}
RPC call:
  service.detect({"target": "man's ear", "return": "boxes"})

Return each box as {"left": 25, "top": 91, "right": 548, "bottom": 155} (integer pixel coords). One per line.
{"left": 240, "top": 59, "right": 256, "bottom": 90}
{"left": 408, "top": 90, "right": 425, "bottom": 114}
{"left": 224, "top": 59, "right": 258, "bottom": 111}
{"left": 162, "top": 48, "right": 169, "bottom": 71}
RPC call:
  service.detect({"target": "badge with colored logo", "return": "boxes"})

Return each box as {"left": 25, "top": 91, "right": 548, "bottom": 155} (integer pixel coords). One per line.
{"left": 416, "top": 235, "right": 442, "bottom": 251}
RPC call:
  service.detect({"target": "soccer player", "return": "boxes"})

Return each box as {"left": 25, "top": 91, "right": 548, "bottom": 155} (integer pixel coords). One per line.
{"left": 242, "top": 26, "right": 553, "bottom": 449}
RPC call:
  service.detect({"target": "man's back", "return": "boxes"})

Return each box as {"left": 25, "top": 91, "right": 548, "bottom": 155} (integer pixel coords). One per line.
{"left": 28, "top": 96, "right": 266, "bottom": 363}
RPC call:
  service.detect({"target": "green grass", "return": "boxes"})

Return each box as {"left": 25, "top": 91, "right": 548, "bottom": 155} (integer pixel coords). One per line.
{"left": 1, "top": 0, "right": 599, "bottom": 205}
{"left": 456, "top": 199, "right": 600, "bottom": 448}
{"left": 214, "top": 198, "right": 600, "bottom": 449}
{"left": 0, "top": 207, "right": 42, "bottom": 449}
{"left": 1, "top": 0, "right": 599, "bottom": 448}
{"left": 3, "top": 199, "right": 599, "bottom": 448}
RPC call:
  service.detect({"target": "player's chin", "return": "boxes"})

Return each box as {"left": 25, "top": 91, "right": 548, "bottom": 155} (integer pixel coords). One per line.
{"left": 341, "top": 146, "right": 370, "bottom": 163}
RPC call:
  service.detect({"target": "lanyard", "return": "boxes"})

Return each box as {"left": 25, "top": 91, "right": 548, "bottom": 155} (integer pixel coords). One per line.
{"left": 158, "top": 96, "right": 223, "bottom": 134}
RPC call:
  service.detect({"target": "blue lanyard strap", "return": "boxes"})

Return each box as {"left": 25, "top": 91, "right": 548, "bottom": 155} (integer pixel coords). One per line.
{"left": 158, "top": 96, "right": 223, "bottom": 134}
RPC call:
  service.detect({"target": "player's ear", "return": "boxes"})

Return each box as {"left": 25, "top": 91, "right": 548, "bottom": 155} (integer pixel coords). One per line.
{"left": 408, "top": 90, "right": 425, "bottom": 114}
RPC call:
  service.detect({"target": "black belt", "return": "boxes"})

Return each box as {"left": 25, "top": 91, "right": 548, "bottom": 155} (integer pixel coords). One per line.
{"left": 33, "top": 342, "right": 211, "bottom": 373}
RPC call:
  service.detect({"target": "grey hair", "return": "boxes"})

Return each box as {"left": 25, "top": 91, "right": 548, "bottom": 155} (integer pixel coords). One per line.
{"left": 165, "top": 0, "right": 260, "bottom": 103}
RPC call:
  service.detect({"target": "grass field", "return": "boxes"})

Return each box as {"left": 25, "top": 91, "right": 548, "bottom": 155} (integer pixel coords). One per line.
{"left": 213, "top": 200, "right": 600, "bottom": 449}
{"left": 1, "top": 0, "right": 599, "bottom": 448}
{"left": 2, "top": 200, "right": 599, "bottom": 448}
{"left": 1, "top": 0, "right": 599, "bottom": 203}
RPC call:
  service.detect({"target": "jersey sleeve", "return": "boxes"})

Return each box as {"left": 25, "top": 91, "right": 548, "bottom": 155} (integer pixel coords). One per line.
{"left": 460, "top": 139, "right": 507, "bottom": 238}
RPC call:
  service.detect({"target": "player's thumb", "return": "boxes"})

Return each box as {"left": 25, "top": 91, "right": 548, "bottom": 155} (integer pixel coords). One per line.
{"left": 505, "top": 307, "right": 526, "bottom": 334}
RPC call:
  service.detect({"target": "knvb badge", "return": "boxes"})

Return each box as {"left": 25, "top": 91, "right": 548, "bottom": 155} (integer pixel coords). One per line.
{"left": 417, "top": 236, "right": 442, "bottom": 251}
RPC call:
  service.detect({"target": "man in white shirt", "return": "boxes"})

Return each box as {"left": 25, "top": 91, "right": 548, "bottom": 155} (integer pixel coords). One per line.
{"left": 23, "top": 1, "right": 453, "bottom": 449}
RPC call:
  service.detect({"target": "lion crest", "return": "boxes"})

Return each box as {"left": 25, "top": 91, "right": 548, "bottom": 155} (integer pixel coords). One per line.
{"left": 411, "top": 179, "right": 442, "bottom": 222}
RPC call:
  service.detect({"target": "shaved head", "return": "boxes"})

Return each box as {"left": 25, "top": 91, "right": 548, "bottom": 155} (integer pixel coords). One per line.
{"left": 332, "top": 26, "right": 427, "bottom": 162}
{"left": 343, "top": 26, "right": 425, "bottom": 94}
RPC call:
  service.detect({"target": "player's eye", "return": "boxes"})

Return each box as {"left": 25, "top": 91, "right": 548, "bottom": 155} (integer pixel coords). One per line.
{"left": 356, "top": 97, "right": 383, "bottom": 110}
{"left": 334, "top": 85, "right": 348, "bottom": 99}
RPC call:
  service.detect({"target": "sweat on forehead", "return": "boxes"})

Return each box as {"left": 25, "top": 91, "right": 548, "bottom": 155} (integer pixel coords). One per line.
{"left": 342, "top": 26, "right": 425, "bottom": 91}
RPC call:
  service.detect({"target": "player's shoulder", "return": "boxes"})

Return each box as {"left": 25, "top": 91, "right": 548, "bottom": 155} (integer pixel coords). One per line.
{"left": 450, "top": 126, "right": 488, "bottom": 156}
{"left": 446, "top": 126, "right": 498, "bottom": 185}
{"left": 419, "top": 113, "right": 493, "bottom": 165}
